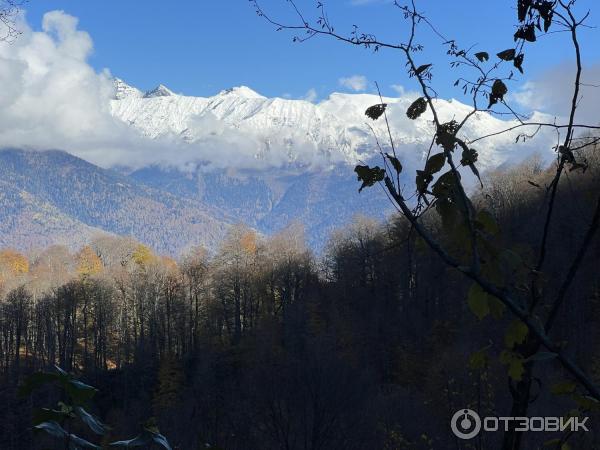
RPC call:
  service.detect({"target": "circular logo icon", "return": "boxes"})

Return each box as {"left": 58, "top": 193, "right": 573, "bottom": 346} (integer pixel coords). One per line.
{"left": 451, "top": 409, "right": 482, "bottom": 440}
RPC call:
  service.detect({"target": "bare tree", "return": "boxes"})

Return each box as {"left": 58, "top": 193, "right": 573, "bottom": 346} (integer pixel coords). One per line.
{"left": 0, "top": 0, "right": 23, "bottom": 43}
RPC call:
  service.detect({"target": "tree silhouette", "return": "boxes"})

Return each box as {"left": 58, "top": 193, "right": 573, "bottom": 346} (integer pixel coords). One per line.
{"left": 0, "top": 0, "right": 23, "bottom": 43}
{"left": 252, "top": 1, "right": 600, "bottom": 448}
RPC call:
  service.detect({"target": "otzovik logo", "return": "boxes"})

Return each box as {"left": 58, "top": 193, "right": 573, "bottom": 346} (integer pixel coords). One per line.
{"left": 451, "top": 409, "right": 481, "bottom": 440}
{"left": 451, "top": 409, "right": 590, "bottom": 440}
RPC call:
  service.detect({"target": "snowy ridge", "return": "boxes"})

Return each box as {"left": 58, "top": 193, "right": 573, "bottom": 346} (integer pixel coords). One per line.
{"left": 144, "top": 84, "right": 175, "bottom": 98}
{"left": 114, "top": 78, "right": 143, "bottom": 100}
{"left": 110, "top": 79, "right": 555, "bottom": 171}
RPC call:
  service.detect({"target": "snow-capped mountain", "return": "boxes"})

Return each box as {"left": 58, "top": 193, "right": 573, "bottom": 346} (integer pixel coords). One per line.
{"left": 114, "top": 78, "right": 144, "bottom": 100}
{"left": 104, "top": 78, "right": 560, "bottom": 252}
{"left": 0, "top": 79, "right": 559, "bottom": 256}
{"left": 109, "top": 79, "right": 555, "bottom": 172}
{"left": 144, "top": 84, "right": 176, "bottom": 98}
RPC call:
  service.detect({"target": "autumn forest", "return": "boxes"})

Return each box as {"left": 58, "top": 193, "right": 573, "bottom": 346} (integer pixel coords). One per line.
{"left": 0, "top": 148, "right": 599, "bottom": 448}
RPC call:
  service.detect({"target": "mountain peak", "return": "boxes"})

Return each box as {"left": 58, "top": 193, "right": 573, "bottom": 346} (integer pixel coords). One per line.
{"left": 113, "top": 78, "right": 143, "bottom": 100}
{"left": 144, "top": 84, "right": 175, "bottom": 98}
{"left": 219, "top": 86, "right": 265, "bottom": 99}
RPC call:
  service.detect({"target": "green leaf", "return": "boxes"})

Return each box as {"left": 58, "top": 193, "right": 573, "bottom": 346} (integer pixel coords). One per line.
{"left": 491, "top": 79, "right": 508, "bottom": 100}
{"left": 513, "top": 53, "right": 524, "bottom": 74}
{"left": 365, "top": 103, "right": 387, "bottom": 120}
{"left": 406, "top": 97, "right": 427, "bottom": 120}
{"left": 354, "top": 165, "right": 385, "bottom": 192}
{"left": 551, "top": 381, "right": 577, "bottom": 396}
{"left": 65, "top": 379, "right": 97, "bottom": 405}
{"left": 517, "top": 0, "right": 531, "bottom": 22}
{"left": 54, "top": 365, "right": 69, "bottom": 376}
{"left": 488, "top": 297, "right": 506, "bottom": 319}
{"left": 514, "top": 24, "right": 536, "bottom": 42}
{"left": 435, "top": 121, "right": 459, "bottom": 152}
{"left": 488, "top": 79, "right": 508, "bottom": 108}
{"left": 149, "top": 431, "right": 173, "bottom": 450}
{"left": 69, "top": 434, "right": 101, "bottom": 449}
{"left": 431, "top": 171, "right": 457, "bottom": 200}
{"left": 385, "top": 153, "right": 402, "bottom": 174}
{"left": 111, "top": 429, "right": 172, "bottom": 450}
{"left": 475, "top": 210, "right": 499, "bottom": 235}
{"left": 474, "top": 51, "right": 489, "bottom": 62}
{"left": 469, "top": 164, "right": 482, "bottom": 186}
{"left": 537, "top": 1, "right": 554, "bottom": 31}
{"left": 572, "top": 394, "right": 600, "bottom": 411}
{"left": 32, "top": 407, "right": 73, "bottom": 426}
{"left": 468, "top": 347, "right": 490, "bottom": 370}
{"left": 500, "top": 351, "right": 525, "bottom": 381}
{"left": 424, "top": 153, "right": 446, "bottom": 175}
{"left": 110, "top": 435, "right": 149, "bottom": 447}
{"left": 467, "top": 284, "right": 490, "bottom": 320}
{"left": 34, "top": 421, "right": 68, "bottom": 439}
{"left": 497, "top": 48, "right": 516, "bottom": 61}
{"left": 505, "top": 320, "right": 528, "bottom": 348}
{"left": 75, "top": 407, "right": 107, "bottom": 435}
{"left": 415, "top": 170, "right": 433, "bottom": 194}
{"left": 460, "top": 147, "right": 478, "bottom": 166}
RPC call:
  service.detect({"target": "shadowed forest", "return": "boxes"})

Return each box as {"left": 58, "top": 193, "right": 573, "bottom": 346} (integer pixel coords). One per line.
{"left": 1, "top": 149, "right": 599, "bottom": 449}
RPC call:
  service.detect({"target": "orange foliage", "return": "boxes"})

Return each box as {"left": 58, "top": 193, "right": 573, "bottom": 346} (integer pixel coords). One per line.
{"left": 160, "top": 256, "right": 178, "bottom": 274}
{"left": 240, "top": 231, "right": 257, "bottom": 254}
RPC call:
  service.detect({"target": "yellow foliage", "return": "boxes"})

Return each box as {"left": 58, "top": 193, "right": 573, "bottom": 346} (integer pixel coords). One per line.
{"left": 76, "top": 246, "right": 103, "bottom": 277}
{"left": 132, "top": 244, "right": 155, "bottom": 267}
{"left": 240, "top": 231, "right": 257, "bottom": 254}
{"left": 0, "top": 249, "right": 30, "bottom": 275}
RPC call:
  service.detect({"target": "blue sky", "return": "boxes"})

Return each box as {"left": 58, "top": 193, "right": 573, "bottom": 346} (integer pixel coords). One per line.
{"left": 20, "top": 0, "right": 600, "bottom": 101}
{"left": 19, "top": 0, "right": 600, "bottom": 98}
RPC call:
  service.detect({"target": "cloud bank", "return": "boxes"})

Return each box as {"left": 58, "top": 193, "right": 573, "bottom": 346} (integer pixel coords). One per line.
{"left": 0, "top": 10, "right": 289, "bottom": 172}
{"left": 0, "top": 10, "right": 575, "bottom": 176}
{"left": 0, "top": 11, "right": 158, "bottom": 168}
{"left": 0, "top": 11, "right": 367, "bottom": 171}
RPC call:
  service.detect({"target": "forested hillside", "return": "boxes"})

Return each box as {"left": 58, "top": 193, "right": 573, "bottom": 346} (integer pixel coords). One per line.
{"left": 0, "top": 149, "right": 232, "bottom": 254}
{"left": 1, "top": 150, "right": 598, "bottom": 449}
{"left": 0, "top": 149, "right": 394, "bottom": 253}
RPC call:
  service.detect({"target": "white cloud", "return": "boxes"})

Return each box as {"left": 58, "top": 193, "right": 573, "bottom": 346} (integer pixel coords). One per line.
{"left": 303, "top": 88, "right": 317, "bottom": 103}
{"left": 390, "top": 84, "right": 405, "bottom": 96}
{"left": 338, "top": 75, "right": 367, "bottom": 92}
{"left": 0, "top": 10, "right": 169, "bottom": 169}
{"left": 511, "top": 62, "right": 600, "bottom": 126}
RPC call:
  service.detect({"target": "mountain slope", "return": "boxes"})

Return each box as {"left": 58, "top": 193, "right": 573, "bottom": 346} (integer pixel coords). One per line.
{"left": 0, "top": 149, "right": 232, "bottom": 255}
{"left": 130, "top": 165, "right": 395, "bottom": 250}
{"left": 0, "top": 178, "right": 111, "bottom": 252}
